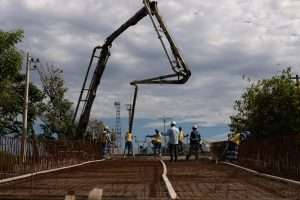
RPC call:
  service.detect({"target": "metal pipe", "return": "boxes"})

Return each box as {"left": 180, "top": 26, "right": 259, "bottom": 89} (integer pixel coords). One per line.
{"left": 129, "top": 84, "right": 138, "bottom": 133}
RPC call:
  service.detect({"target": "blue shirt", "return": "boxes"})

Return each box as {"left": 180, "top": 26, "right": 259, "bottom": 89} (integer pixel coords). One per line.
{"left": 164, "top": 126, "right": 179, "bottom": 144}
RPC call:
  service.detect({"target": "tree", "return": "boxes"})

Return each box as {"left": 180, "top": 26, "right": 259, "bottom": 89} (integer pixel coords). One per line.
{"left": 0, "top": 30, "right": 44, "bottom": 136}
{"left": 229, "top": 68, "right": 300, "bottom": 137}
{"left": 38, "top": 64, "right": 74, "bottom": 139}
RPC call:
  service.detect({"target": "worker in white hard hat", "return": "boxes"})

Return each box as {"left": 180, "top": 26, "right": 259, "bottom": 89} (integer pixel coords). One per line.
{"left": 162, "top": 121, "right": 179, "bottom": 161}
{"left": 186, "top": 125, "right": 202, "bottom": 160}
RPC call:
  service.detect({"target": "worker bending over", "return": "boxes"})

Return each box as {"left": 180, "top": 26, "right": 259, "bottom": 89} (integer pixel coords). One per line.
{"left": 124, "top": 131, "right": 133, "bottom": 157}
{"left": 186, "top": 125, "right": 203, "bottom": 160}
{"left": 163, "top": 121, "right": 179, "bottom": 162}
{"left": 146, "top": 129, "right": 162, "bottom": 157}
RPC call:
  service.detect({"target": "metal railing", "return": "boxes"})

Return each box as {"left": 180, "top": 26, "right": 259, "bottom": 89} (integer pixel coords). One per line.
{"left": 0, "top": 136, "right": 101, "bottom": 179}
{"left": 238, "top": 134, "right": 300, "bottom": 180}
{"left": 210, "top": 134, "right": 300, "bottom": 181}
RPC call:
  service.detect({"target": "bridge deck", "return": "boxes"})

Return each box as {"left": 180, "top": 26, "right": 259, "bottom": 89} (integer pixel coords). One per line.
{"left": 0, "top": 158, "right": 299, "bottom": 200}
{"left": 0, "top": 159, "right": 168, "bottom": 200}
{"left": 167, "top": 160, "right": 300, "bottom": 200}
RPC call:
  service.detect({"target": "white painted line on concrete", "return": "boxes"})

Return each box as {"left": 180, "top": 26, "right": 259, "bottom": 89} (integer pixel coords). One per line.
{"left": 222, "top": 161, "right": 300, "bottom": 186}
{"left": 160, "top": 160, "right": 177, "bottom": 199}
{"left": 0, "top": 159, "right": 105, "bottom": 184}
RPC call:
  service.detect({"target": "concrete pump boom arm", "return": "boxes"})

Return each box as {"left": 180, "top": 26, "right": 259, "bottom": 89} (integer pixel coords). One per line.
{"left": 74, "top": 0, "right": 191, "bottom": 138}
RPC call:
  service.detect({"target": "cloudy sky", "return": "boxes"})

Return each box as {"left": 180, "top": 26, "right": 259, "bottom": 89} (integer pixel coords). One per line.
{"left": 1, "top": 0, "right": 300, "bottom": 141}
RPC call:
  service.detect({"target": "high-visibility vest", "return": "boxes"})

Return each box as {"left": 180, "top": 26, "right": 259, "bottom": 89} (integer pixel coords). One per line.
{"left": 125, "top": 132, "right": 133, "bottom": 142}
{"left": 179, "top": 131, "right": 185, "bottom": 142}
{"left": 155, "top": 133, "right": 161, "bottom": 144}
{"left": 230, "top": 133, "right": 241, "bottom": 145}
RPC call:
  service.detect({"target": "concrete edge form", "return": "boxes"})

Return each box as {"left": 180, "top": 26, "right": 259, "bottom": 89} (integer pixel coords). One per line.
{"left": 160, "top": 160, "right": 177, "bottom": 199}
{"left": 222, "top": 161, "right": 300, "bottom": 186}
{"left": 0, "top": 159, "right": 105, "bottom": 184}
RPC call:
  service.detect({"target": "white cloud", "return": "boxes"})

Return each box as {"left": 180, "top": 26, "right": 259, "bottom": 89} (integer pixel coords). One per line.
{"left": 1, "top": 0, "right": 300, "bottom": 128}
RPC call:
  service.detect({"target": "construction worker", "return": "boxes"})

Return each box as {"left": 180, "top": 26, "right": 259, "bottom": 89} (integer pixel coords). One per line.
{"left": 99, "top": 127, "right": 108, "bottom": 158}
{"left": 178, "top": 127, "right": 188, "bottom": 154}
{"left": 105, "top": 128, "right": 112, "bottom": 159}
{"left": 146, "top": 129, "right": 162, "bottom": 156}
{"left": 225, "top": 133, "right": 241, "bottom": 161}
{"left": 124, "top": 131, "right": 133, "bottom": 157}
{"left": 186, "top": 125, "right": 202, "bottom": 160}
{"left": 163, "top": 121, "right": 179, "bottom": 161}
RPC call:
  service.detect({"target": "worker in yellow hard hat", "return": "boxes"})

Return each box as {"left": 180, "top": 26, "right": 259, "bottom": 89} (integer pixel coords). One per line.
{"left": 146, "top": 129, "right": 162, "bottom": 157}
{"left": 123, "top": 131, "right": 133, "bottom": 157}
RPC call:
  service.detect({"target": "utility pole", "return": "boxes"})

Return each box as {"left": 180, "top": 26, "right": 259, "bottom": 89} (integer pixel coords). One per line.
{"left": 159, "top": 116, "right": 172, "bottom": 148}
{"left": 291, "top": 74, "right": 299, "bottom": 87}
{"left": 114, "top": 101, "right": 121, "bottom": 150}
{"left": 159, "top": 117, "right": 172, "bottom": 133}
{"left": 21, "top": 53, "right": 39, "bottom": 163}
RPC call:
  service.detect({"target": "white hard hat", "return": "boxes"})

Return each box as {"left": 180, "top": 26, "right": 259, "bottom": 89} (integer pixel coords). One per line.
{"left": 192, "top": 125, "right": 198, "bottom": 129}
{"left": 170, "top": 121, "right": 176, "bottom": 126}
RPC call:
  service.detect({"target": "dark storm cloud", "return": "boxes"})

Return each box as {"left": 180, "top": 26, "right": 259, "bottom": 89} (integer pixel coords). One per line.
{"left": 1, "top": 0, "right": 300, "bottom": 127}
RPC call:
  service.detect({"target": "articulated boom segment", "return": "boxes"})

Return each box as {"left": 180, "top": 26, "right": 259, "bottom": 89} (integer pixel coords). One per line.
{"left": 73, "top": 0, "right": 191, "bottom": 138}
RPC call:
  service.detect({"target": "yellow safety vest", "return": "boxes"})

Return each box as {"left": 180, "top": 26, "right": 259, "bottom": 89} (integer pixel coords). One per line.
{"left": 155, "top": 133, "right": 161, "bottom": 144}
{"left": 230, "top": 133, "right": 241, "bottom": 145}
{"left": 125, "top": 132, "right": 133, "bottom": 142}
{"left": 179, "top": 131, "right": 185, "bottom": 142}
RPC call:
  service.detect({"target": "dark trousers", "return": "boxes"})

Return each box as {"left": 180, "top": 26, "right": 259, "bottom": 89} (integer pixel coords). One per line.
{"left": 226, "top": 141, "right": 238, "bottom": 161}
{"left": 124, "top": 141, "right": 133, "bottom": 156}
{"left": 169, "top": 144, "right": 178, "bottom": 161}
{"left": 186, "top": 143, "right": 199, "bottom": 160}
{"left": 178, "top": 141, "right": 184, "bottom": 153}
{"left": 100, "top": 143, "right": 106, "bottom": 158}
{"left": 153, "top": 143, "right": 161, "bottom": 156}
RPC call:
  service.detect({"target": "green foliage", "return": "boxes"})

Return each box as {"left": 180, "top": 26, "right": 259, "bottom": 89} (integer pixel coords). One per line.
{"left": 0, "top": 29, "right": 74, "bottom": 140}
{"left": 0, "top": 30, "right": 23, "bottom": 81}
{"left": 230, "top": 68, "right": 300, "bottom": 137}
{"left": 38, "top": 64, "right": 74, "bottom": 139}
{"left": 0, "top": 29, "right": 44, "bottom": 136}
